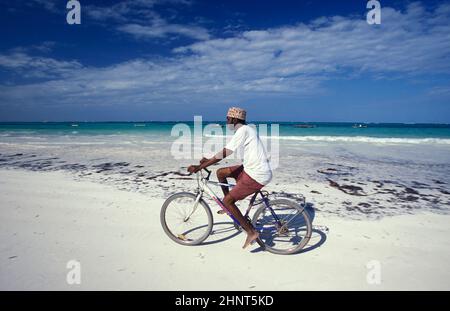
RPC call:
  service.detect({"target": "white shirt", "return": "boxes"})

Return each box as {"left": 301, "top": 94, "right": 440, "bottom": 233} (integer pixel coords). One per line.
{"left": 225, "top": 124, "right": 272, "bottom": 185}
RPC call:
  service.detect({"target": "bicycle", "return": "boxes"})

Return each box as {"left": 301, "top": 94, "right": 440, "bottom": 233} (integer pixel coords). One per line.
{"left": 160, "top": 168, "right": 312, "bottom": 255}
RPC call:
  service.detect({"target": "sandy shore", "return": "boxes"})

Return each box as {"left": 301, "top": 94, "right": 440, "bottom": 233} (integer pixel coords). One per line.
{"left": 1, "top": 168, "right": 449, "bottom": 290}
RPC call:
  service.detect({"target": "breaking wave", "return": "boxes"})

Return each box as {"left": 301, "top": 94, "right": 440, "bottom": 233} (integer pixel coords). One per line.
{"left": 205, "top": 134, "right": 450, "bottom": 145}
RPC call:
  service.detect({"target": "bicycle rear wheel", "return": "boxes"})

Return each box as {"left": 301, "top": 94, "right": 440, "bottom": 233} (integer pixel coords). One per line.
{"left": 160, "top": 192, "right": 213, "bottom": 246}
{"left": 252, "top": 198, "right": 312, "bottom": 255}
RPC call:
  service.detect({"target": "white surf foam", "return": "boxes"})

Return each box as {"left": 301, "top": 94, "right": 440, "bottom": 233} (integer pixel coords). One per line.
{"left": 205, "top": 134, "right": 450, "bottom": 145}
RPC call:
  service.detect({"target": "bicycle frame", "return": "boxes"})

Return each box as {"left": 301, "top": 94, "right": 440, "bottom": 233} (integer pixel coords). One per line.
{"left": 194, "top": 169, "right": 283, "bottom": 229}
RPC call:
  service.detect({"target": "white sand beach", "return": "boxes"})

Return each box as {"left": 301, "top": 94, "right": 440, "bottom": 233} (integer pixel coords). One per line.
{"left": 1, "top": 168, "right": 449, "bottom": 291}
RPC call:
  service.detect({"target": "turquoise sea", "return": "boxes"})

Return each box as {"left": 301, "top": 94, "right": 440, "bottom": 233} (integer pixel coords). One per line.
{"left": 1, "top": 122, "right": 450, "bottom": 142}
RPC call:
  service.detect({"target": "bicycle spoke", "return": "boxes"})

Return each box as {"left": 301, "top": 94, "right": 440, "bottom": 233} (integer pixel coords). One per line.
{"left": 254, "top": 200, "right": 311, "bottom": 254}
{"left": 162, "top": 194, "right": 212, "bottom": 245}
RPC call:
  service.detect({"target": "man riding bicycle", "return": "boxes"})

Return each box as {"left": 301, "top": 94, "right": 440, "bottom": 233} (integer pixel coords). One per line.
{"left": 187, "top": 107, "right": 273, "bottom": 249}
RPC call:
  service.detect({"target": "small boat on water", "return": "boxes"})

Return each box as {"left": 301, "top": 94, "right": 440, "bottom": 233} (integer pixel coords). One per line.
{"left": 352, "top": 124, "right": 368, "bottom": 128}
{"left": 71, "top": 124, "right": 79, "bottom": 127}
{"left": 134, "top": 124, "right": 146, "bottom": 127}
{"left": 293, "top": 124, "right": 316, "bottom": 128}
{"left": 208, "top": 123, "right": 226, "bottom": 128}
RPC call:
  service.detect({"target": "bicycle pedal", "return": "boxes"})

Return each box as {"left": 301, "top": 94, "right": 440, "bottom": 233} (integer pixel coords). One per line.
{"left": 177, "top": 234, "right": 187, "bottom": 241}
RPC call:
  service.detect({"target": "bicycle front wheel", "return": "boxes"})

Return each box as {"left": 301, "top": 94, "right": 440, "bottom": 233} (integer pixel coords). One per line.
{"left": 252, "top": 198, "right": 312, "bottom": 255}
{"left": 160, "top": 192, "right": 213, "bottom": 246}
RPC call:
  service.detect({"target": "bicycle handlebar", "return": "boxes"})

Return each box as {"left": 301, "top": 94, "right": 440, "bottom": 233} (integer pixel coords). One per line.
{"left": 190, "top": 167, "right": 211, "bottom": 179}
{"left": 202, "top": 168, "right": 212, "bottom": 180}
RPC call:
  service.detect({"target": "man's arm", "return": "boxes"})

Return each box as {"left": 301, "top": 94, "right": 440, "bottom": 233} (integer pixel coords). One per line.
{"left": 187, "top": 148, "right": 233, "bottom": 173}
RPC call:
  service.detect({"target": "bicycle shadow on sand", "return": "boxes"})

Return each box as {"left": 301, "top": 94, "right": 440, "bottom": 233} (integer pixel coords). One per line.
{"left": 201, "top": 221, "right": 242, "bottom": 245}
{"left": 299, "top": 203, "right": 328, "bottom": 254}
{"left": 200, "top": 203, "right": 328, "bottom": 254}
{"left": 250, "top": 203, "right": 328, "bottom": 254}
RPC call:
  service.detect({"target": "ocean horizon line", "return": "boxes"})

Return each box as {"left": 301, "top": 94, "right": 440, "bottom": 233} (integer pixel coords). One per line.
{"left": 1, "top": 121, "right": 450, "bottom": 126}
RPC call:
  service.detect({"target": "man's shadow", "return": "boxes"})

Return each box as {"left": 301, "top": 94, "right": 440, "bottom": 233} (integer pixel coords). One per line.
{"left": 200, "top": 202, "right": 327, "bottom": 254}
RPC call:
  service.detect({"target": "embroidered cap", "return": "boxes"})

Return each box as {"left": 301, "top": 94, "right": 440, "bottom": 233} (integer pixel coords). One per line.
{"left": 227, "top": 107, "right": 246, "bottom": 121}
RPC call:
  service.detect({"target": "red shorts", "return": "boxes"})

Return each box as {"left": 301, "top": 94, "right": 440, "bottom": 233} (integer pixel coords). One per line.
{"left": 227, "top": 165, "right": 264, "bottom": 201}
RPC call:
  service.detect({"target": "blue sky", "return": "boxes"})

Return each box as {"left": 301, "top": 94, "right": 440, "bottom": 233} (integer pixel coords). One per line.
{"left": 0, "top": 0, "right": 449, "bottom": 122}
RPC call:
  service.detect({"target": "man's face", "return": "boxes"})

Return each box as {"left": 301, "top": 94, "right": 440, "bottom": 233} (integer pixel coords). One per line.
{"left": 226, "top": 116, "right": 235, "bottom": 130}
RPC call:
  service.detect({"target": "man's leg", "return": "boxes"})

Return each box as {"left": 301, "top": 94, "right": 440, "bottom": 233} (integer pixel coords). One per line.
{"left": 216, "top": 167, "right": 234, "bottom": 196}
{"left": 223, "top": 194, "right": 259, "bottom": 249}
{"left": 216, "top": 166, "right": 243, "bottom": 214}
{"left": 216, "top": 165, "right": 243, "bottom": 195}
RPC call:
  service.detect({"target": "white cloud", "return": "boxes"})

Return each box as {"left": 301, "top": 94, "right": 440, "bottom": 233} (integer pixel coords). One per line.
{"left": 23, "top": 0, "right": 206, "bottom": 41}
{"left": 10, "top": 41, "right": 56, "bottom": 54}
{"left": 0, "top": 52, "right": 82, "bottom": 79}
{"left": 118, "top": 22, "right": 210, "bottom": 40}
{"left": 428, "top": 85, "right": 450, "bottom": 97}
{"left": 175, "top": 3, "right": 450, "bottom": 76}
{"left": 29, "top": 0, "right": 59, "bottom": 13}
{"left": 86, "top": 0, "right": 192, "bottom": 21}
{"left": 1, "top": 2, "right": 450, "bottom": 109}
{"left": 85, "top": 0, "right": 207, "bottom": 41}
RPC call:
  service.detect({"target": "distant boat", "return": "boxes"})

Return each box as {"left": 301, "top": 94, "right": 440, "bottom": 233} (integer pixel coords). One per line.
{"left": 71, "top": 124, "right": 79, "bottom": 127}
{"left": 134, "top": 124, "right": 146, "bottom": 127}
{"left": 352, "top": 124, "right": 368, "bottom": 128}
{"left": 293, "top": 124, "right": 316, "bottom": 128}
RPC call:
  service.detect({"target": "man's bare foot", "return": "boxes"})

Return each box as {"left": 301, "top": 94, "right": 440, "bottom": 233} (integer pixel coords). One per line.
{"left": 242, "top": 231, "right": 259, "bottom": 249}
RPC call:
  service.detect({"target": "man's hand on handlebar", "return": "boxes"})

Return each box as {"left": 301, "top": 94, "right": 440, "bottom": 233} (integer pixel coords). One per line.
{"left": 187, "top": 157, "right": 210, "bottom": 174}
{"left": 187, "top": 165, "right": 200, "bottom": 174}
{"left": 187, "top": 155, "right": 221, "bottom": 175}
